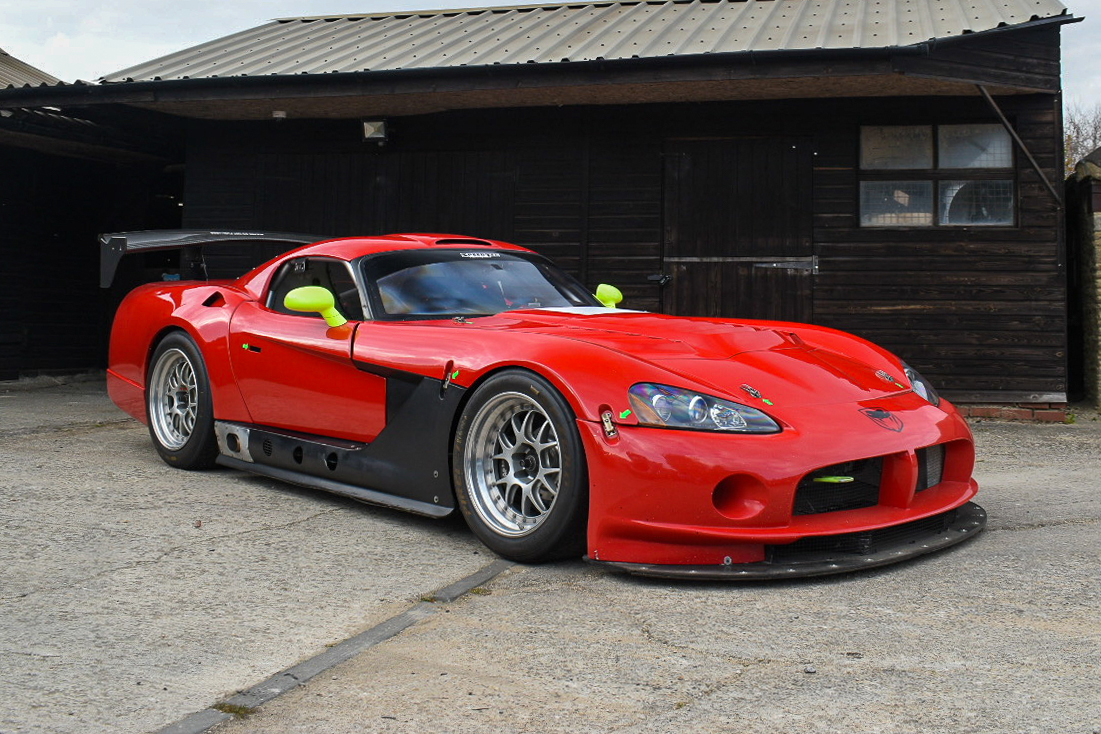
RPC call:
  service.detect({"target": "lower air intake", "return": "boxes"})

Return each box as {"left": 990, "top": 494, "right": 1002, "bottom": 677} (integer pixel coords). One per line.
{"left": 916, "top": 444, "right": 945, "bottom": 491}
{"left": 793, "top": 457, "right": 883, "bottom": 515}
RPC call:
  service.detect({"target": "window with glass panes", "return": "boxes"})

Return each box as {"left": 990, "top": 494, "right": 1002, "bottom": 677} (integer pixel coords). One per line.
{"left": 859, "top": 124, "right": 1015, "bottom": 227}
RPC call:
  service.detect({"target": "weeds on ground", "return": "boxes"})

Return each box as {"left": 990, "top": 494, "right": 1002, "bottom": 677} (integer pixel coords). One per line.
{"left": 213, "top": 703, "right": 256, "bottom": 719}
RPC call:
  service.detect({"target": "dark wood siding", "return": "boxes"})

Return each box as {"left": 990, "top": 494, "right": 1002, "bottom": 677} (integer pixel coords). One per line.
{"left": 810, "top": 95, "right": 1066, "bottom": 401}
{"left": 895, "top": 25, "right": 1062, "bottom": 93}
{"left": 663, "top": 137, "right": 815, "bottom": 321}
{"left": 182, "top": 91, "right": 1065, "bottom": 402}
{"left": 587, "top": 139, "right": 664, "bottom": 312}
{"left": 0, "top": 147, "right": 176, "bottom": 379}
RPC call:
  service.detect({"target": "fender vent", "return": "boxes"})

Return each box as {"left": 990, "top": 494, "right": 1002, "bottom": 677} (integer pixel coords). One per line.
{"left": 262, "top": 439, "right": 273, "bottom": 457}
{"left": 202, "top": 291, "right": 226, "bottom": 308}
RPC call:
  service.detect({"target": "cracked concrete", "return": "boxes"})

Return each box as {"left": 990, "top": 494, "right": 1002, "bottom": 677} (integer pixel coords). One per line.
{"left": 3, "top": 381, "right": 1099, "bottom": 734}
{"left": 0, "top": 380, "right": 491, "bottom": 734}
{"left": 211, "top": 410, "right": 1101, "bottom": 734}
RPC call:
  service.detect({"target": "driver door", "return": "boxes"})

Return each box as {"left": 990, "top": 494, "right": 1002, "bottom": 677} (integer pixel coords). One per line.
{"left": 228, "top": 256, "right": 387, "bottom": 443}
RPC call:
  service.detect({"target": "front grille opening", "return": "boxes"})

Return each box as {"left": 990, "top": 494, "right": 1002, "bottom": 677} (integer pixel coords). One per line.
{"left": 793, "top": 457, "right": 884, "bottom": 516}
{"left": 916, "top": 444, "right": 946, "bottom": 491}
{"left": 770, "top": 510, "right": 959, "bottom": 560}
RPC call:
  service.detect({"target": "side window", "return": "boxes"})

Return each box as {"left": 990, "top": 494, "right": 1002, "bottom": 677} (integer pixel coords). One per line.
{"left": 859, "top": 124, "right": 1015, "bottom": 228}
{"left": 266, "top": 258, "right": 365, "bottom": 320}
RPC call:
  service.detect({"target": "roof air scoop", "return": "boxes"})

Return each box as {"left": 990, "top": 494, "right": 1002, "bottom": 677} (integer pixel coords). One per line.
{"left": 433, "top": 238, "right": 495, "bottom": 247}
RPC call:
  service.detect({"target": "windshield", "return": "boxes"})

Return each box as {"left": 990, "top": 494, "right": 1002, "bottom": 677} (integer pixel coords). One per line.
{"left": 360, "top": 249, "right": 599, "bottom": 320}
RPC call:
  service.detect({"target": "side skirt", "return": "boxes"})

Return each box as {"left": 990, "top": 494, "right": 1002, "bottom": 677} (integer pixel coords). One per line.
{"left": 212, "top": 379, "right": 465, "bottom": 518}
{"left": 216, "top": 451, "right": 450, "bottom": 518}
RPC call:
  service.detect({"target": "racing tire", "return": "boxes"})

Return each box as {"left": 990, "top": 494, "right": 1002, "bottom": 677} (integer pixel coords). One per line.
{"left": 146, "top": 332, "right": 219, "bottom": 470}
{"left": 453, "top": 370, "right": 588, "bottom": 563}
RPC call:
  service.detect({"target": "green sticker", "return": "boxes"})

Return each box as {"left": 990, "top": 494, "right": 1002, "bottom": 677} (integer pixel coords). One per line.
{"left": 763, "top": 398, "right": 774, "bottom": 406}
{"left": 241, "top": 343, "right": 250, "bottom": 350}
{"left": 813, "top": 476, "right": 855, "bottom": 484}
{"left": 451, "top": 370, "right": 460, "bottom": 380}
{"left": 619, "top": 409, "right": 632, "bottom": 419}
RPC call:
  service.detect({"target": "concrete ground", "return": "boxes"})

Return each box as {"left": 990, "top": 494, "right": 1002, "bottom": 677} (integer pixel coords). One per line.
{"left": 1, "top": 378, "right": 1098, "bottom": 734}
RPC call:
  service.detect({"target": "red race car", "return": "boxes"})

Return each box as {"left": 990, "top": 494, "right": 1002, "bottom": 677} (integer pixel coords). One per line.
{"left": 102, "top": 230, "right": 984, "bottom": 579}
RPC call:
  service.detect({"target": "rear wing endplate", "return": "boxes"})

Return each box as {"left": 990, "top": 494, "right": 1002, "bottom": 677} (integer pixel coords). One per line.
{"left": 99, "top": 229, "right": 323, "bottom": 288}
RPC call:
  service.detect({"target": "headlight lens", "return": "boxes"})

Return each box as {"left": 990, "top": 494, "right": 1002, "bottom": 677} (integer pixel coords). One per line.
{"left": 628, "top": 383, "right": 780, "bottom": 433}
{"left": 902, "top": 363, "right": 941, "bottom": 407}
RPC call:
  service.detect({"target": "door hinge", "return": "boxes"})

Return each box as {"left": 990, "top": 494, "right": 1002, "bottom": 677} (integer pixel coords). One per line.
{"left": 753, "top": 256, "right": 818, "bottom": 275}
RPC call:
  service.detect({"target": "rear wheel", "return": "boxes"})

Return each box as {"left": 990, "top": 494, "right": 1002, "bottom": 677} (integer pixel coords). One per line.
{"left": 453, "top": 371, "right": 588, "bottom": 562}
{"left": 147, "top": 332, "right": 218, "bottom": 469}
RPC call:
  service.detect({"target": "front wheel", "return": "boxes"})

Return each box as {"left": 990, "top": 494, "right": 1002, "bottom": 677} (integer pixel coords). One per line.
{"left": 453, "top": 371, "right": 588, "bottom": 563}
{"left": 146, "top": 332, "right": 219, "bottom": 469}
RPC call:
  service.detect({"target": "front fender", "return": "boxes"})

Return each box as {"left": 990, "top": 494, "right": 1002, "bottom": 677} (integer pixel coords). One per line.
{"left": 349, "top": 320, "right": 705, "bottom": 427}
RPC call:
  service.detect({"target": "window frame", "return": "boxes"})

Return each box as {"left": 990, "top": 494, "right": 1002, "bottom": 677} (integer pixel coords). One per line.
{"left": 265, "top": 256, "right": 368, "bottom": 321}
{"left": 357, "top": 248, "right": 600, "bottom": 322}
{"left": 858, "top": 123, "right": 1017, "bottom": 229}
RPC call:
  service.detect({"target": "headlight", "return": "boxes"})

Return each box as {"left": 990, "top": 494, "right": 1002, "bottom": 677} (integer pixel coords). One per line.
{"left": 628, "top": 383, "right": 780, "bottom": 433}
{"left": 902, "top": 363, "right": 941, "bottom": 407}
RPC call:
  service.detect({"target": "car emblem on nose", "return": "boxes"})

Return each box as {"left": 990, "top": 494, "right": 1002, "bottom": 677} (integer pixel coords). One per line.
{"left": 875, "top": 370, "right": 906, "bottom": 389}
{"left": 860, "top": 407, "right": 903, "bottom": 432}
{"left": 741, "top": 384, "right": 761, "bottom": 399}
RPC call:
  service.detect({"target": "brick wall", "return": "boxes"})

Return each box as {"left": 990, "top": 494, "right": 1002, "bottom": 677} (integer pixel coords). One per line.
{"left": 956, "top": 403, "right": 1068, "bottom": 422}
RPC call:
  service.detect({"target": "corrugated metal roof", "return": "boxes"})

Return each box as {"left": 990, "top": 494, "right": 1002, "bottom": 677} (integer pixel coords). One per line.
{"left": 0, "top": 48, "right": 61, "bottom": 89}
{"left": 102, "top": 0, "right": 1070, "bottom": 83}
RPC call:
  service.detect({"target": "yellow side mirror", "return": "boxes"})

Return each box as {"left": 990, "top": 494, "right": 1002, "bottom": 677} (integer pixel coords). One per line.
{"left": 284, "top": 286, "right": 348, "bottom": 327}
{"left": 595, "top": 283, "right": 623, "bottom": 309}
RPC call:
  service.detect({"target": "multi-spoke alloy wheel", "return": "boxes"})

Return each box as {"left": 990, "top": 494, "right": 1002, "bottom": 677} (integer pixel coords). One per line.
{"left": 149, "top": 348, "right": 198, "bottom": 450}
{"left": 146, "top": 333, "right": 218, "bottom": 469}
{"left": 466, "top": 392, "right": 562, "bottom": 537}
{"left": 454, "top": 371, "right": 587, "bottom": 562}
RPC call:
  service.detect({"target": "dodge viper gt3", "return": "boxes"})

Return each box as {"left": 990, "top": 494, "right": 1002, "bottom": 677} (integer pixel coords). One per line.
{"left": 102, "top": 230, "right": 985, "bottom": 579}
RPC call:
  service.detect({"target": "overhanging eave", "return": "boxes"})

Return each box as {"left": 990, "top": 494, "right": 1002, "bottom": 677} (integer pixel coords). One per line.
{"left": 0, "top": 37, "right": 1065, "bottom": 121}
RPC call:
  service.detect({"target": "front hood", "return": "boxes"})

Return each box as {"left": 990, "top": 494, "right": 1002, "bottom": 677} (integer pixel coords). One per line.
{"left": 482, "top": 308, "right": 910, "bottom": 407}
{"left": 659, "top": 347, "right": 909, "bottom": 408}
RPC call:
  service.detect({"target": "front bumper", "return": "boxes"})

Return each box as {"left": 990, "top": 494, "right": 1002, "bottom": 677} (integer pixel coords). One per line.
{"left": 579, "top": 392, "right": 981, "bottom": 574}
{"left": 587, "top": 502, "right": 985, "bottom": 579}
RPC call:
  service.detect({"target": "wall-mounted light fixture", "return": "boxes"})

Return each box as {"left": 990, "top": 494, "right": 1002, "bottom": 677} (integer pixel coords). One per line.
{"left": 362, "top": 120, "right": 388, "bottom": 146}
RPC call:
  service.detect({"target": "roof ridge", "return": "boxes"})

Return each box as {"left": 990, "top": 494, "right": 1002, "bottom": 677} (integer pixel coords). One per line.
{"left": 274, "top": 0, "right": 701, "bottom": 23}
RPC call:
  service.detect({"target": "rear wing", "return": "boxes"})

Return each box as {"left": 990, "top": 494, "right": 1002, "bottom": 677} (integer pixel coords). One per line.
{"left": 99, "top": 229, "right": 323, "bottom": 288}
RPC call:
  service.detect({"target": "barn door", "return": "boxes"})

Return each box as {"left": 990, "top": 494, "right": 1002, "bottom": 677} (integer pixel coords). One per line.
{"left": 662, "top": 138, "right": 814, "bottom": 322}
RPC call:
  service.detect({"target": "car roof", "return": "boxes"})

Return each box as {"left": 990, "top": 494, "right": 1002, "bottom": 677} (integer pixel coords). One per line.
{"left": 235, "top": 233, "right": 535, "bottom": 299}
{"left": 286, "top": 233, "right": 533, "bottom": 261}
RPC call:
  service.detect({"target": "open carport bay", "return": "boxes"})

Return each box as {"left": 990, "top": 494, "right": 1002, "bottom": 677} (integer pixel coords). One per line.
{"left": 1, "top": 380, "right": 1098, "bottom": 734}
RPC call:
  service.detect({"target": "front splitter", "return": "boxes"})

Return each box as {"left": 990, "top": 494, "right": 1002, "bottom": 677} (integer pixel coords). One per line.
{"left": 586, "top": 502, "right": 987, "bottom": 581}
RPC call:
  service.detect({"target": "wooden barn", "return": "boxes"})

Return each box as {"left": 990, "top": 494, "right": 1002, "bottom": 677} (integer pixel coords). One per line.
{"left": 0, "top": 0, "right": 1081, "bottom": 412}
